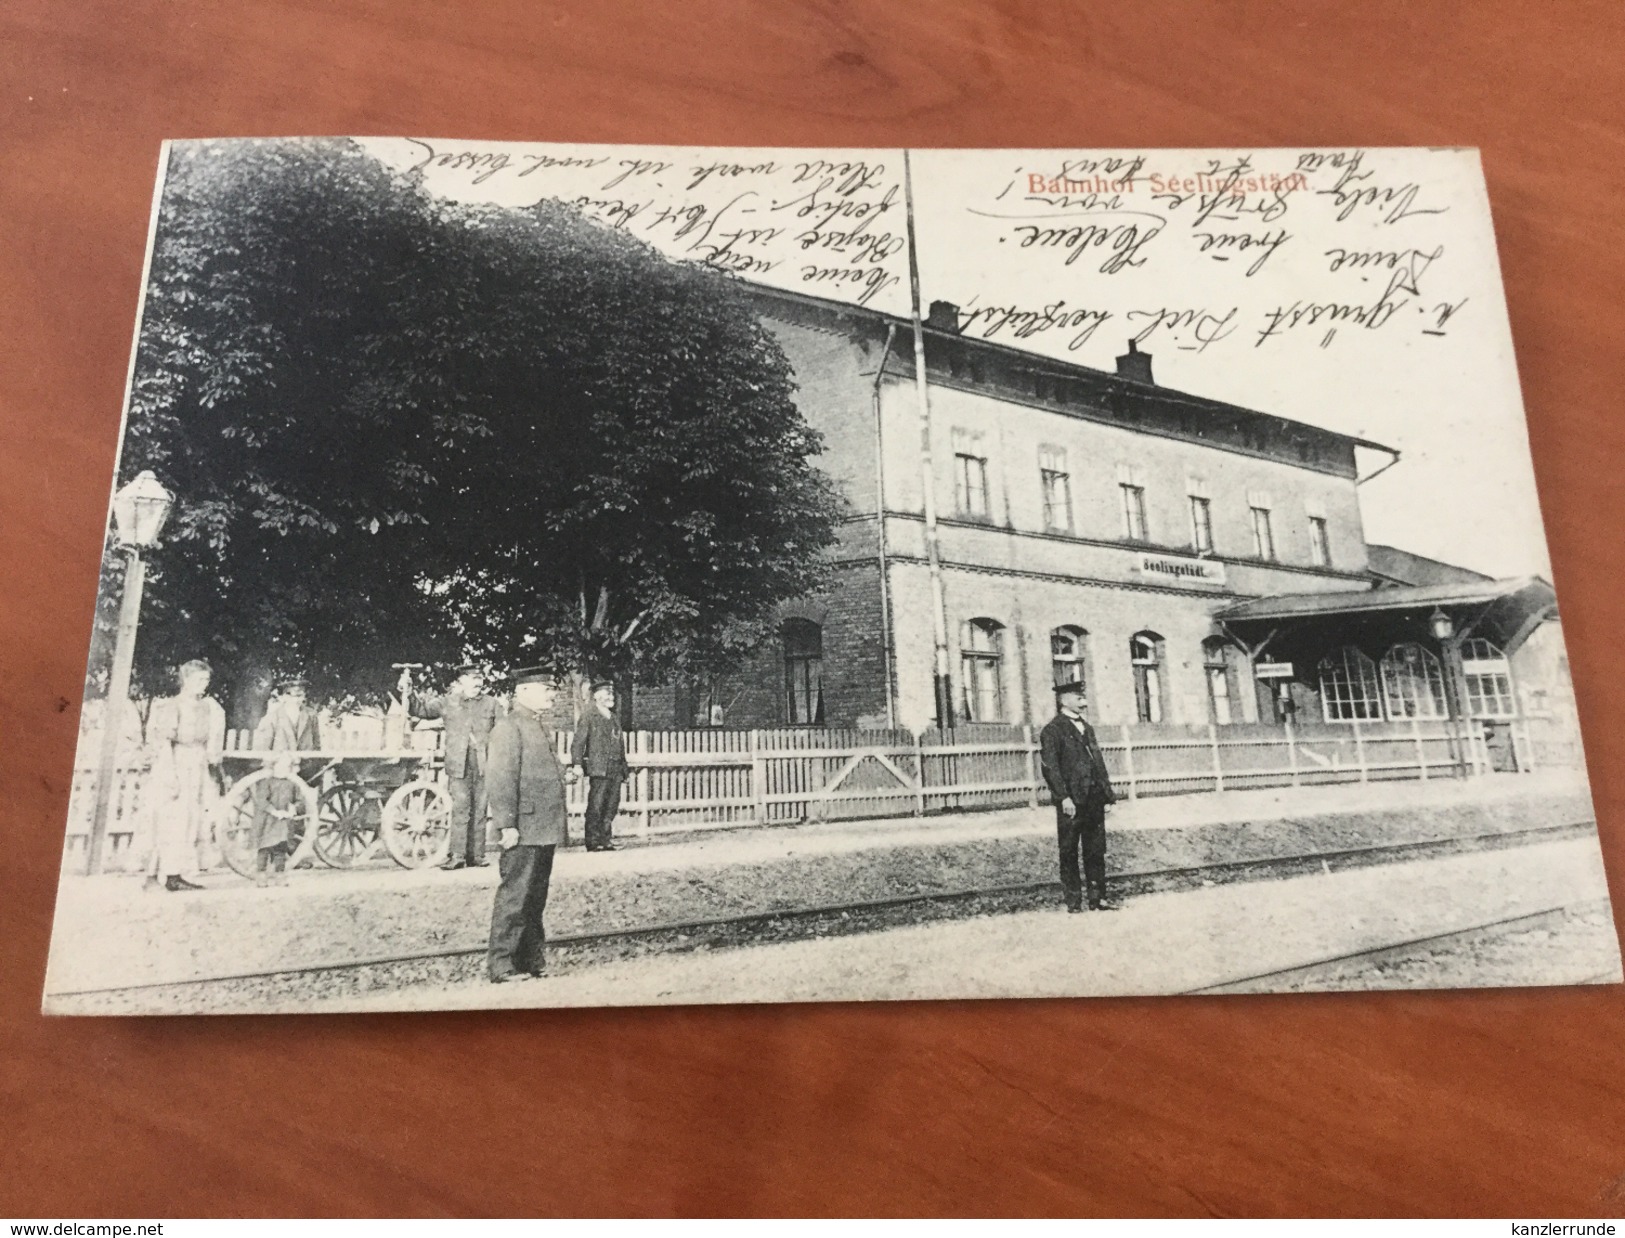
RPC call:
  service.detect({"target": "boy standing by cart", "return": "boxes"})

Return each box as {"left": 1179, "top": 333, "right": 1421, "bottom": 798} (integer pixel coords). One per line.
{"left": 251, "top": 753, "right": 301, "bottom": 886}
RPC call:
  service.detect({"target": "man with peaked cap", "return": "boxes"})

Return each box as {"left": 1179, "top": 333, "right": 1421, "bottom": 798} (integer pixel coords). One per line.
{"left": 407, "top": 663, "right": 502, "bottom": 870}
{"left": 484, "top": 665, "right": 570, "bottom": 982}
{"left": 1039, "top": 679, "right": 1120, "bottom": 913}
{"left": 253, "top": 674, "right": 320, "bottom": 752}
{"left": 245, "top": 674, "right": 320, "bottom": 880}
{"left": 571, "top": 679, "right": 630, "bottom": 853}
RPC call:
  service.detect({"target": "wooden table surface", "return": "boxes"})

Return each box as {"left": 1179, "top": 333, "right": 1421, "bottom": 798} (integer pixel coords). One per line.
{"left": 4, "top": 0, "right": 1624, "bottom": 1218}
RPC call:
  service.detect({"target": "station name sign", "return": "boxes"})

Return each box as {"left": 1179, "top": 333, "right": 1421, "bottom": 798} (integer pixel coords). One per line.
{"left": 1134, "top": 551, "right": 1228, "bottom": 587}
{"left": 1254, "top": 661, "right": 1296, "bottom": 680}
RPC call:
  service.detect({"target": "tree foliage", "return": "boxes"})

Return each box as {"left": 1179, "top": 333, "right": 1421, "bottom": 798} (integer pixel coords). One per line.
{"left": 99, "top": 138, "right": 842, "bottom": 718}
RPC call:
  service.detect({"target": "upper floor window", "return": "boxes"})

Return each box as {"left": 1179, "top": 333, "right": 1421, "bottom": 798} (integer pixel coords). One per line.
{"left": 952, "top": 428, "right": 989, "bottom": 519}
{"left": 783, "top": 619, "right": 825, "bottom": 726}
{"left": 1039, "top": 445, "right": 1072, "bottom": 532}
{"left": 1308, "top": 516, "right": 1331, "bottom": 567}
{"left": 954, "top": 453, "right": 989, "bottom": 518}
{"left": 1121, "top": 485, "right": 1148, "bottom": 541}
{"left": 1250, "top": 506, "right": 1276, "bottom": 561}
{"left": 1190, "top": 496, "right": 1214, "bottom": 554}
{"left": 1117, "top": 463, "right": 1149, "bottom": 542}
{"left": 960, "top": 618, "right": 1006, "bottom": 723}
{"left": 1130, "top": 631, "right": 1165, "bottom": 724}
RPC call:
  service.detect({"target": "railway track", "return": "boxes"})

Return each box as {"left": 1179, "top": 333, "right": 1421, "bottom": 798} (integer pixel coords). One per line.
{"left": 49, "top": 818, "right": 1600, "bottom": 1013}
{"left": 1186, "top": 897, "right": 1618, "bottom": 994}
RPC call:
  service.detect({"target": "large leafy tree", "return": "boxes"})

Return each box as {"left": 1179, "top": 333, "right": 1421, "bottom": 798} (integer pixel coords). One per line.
{"left": 98, "top": 138, "right": 842, "bottom": 722}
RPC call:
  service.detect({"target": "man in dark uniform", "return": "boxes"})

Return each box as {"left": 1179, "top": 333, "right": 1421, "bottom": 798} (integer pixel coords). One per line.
{"left": 409, "top": 663, "right": 502, "bottom": 869}
{"left": 484, "top": 666, "right": 569, "bottom": 982}
{"left": 1039, "top": 680, "right": 1120, "bottom": 912}
{"left": 571, "top": 679, "right": 630, "bottom": 852}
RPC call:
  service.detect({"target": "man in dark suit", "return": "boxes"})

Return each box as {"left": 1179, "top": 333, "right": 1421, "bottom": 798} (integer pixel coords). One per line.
{"left": 484, "top": 666, "right": 570, "bottom": 983}
{"left": 409, "top": 664, "right": 502, "bottom": 870}
{"left": 253, "top": 675, "right": 320, "bottom": 752}
{"left": 571, "top": 679, "right": 630, "bottom": 852}
{"left": 1039, "top": 680, "right": 1120, "bottom": 912}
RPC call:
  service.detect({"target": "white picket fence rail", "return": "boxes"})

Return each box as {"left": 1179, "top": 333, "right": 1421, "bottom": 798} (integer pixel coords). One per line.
{"left": 65, "top": 713, "right": 1571, "bottom": 871}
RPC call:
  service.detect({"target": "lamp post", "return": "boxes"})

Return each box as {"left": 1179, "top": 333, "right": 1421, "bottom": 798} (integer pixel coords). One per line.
{"left": 1428, "top": 606, "right": 1475, "bottom": 775}
{"left": 87, "top": 470, "right": 174, "bottom": 875}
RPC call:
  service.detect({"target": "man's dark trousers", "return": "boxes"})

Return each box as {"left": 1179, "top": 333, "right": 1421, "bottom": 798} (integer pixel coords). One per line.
{"left": 584, "top": 776, "right": 621, "bottom": 851}
{"left": 1057, "top": 793, "right": 1108, "bottom": 911}
{"left": 487, "top": 843, "right": 555, "bottom": 979}
{"left": 447, "top": 770, "right": 486, "bottom": 865}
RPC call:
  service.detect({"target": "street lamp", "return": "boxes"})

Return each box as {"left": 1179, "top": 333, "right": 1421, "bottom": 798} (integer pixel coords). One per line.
{"left": 1429, "top": 607, "right": 1455, "bottom": 642}
{"left": 87, "top": 470, "right": 174, "bottom": 875}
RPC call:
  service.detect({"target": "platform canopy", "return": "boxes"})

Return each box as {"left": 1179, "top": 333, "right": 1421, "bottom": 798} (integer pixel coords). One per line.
{"left": 1215, "top": 576, "right": 1558, "bottom": 658}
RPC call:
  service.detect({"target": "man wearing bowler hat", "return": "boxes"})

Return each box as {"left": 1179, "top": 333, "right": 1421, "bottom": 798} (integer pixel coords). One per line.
{"left": 571, "top": 679, "right": 630, "bottom": 852}
{"left": 1039, "top": 679, "right": 1120, "bottom": 912}
{"left": 407, "top": 663, "right": 501, "bottom": 869}
{"left": 484, "top": 666, "right": 570, "bottom": 982}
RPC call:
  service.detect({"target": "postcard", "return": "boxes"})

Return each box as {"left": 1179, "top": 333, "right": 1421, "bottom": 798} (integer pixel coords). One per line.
{"left": 42, "top": 140, "right": 1619, "bottom": 1014}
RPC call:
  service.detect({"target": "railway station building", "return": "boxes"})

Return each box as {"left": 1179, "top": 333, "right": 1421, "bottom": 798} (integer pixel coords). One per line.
{"left": 633, "top": 283, "right": 1568, "bottom": 755}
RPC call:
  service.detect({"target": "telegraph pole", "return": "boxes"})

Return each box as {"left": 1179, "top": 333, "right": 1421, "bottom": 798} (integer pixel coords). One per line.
{"left": 903, "top": 149, "right": 955, "bottom": 730}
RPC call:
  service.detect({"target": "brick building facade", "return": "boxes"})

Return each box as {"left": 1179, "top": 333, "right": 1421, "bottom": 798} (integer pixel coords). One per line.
{"left": 632, "top": 283, "right": 1560, "bottom": 738}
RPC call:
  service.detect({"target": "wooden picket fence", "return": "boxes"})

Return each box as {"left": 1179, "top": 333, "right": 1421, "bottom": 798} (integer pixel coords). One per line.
{"left": 65, "top": 714, "right": 1562, "bottom": 866}
{"left": 603, "top": 716, "right": 1544, "bottom": 837}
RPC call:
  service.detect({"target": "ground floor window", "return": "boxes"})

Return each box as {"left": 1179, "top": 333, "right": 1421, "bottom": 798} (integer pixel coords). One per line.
{"left": 1203, "top": 638, "right": 1237, "bottom": 725}
{"left": 1461, "top": 637, "right": 1516, "bottom": 717}
{"left": 1380, "top": 642, "right": 1448, "bottom": 719}
{"left": 1051, "top": 625, "right": 1087, "bottom": 690}
{"left": 783, "top": 619, "right": 825, "bottom": 725}
{"left": 1131, "top": 631, "right": 1164, "bottom": 724}
{"left": 676, "top": 677, "right": 727, "bottom": 727}
{"left": 960, "top": 618, "right": 1006, "bottom": 722}
{"left": 1318, "top": 647, "right": 1383, "bottom": 721}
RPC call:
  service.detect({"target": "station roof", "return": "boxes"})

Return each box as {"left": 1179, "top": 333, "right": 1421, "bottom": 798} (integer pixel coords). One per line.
{"left": 1215, "top": 577, "right": 1555, "bottom": 624}
{"left": 736, "top": 281, "right": 1398, "bottom": 480}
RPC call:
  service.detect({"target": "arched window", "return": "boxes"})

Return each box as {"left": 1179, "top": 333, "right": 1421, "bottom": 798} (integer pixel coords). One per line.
{"left": 1318, "top": 647, "right": 1383, "bottom": 722}
{"left": 782, "top": 619, "right": 825, "bottom": 726}
{"left": 1202, "top": 637, "right": 1237, "bottom": 725}
{"left": 1461, "top": 637, "right": 1516, "bottom": 717}
{"left": 960, "top": 619, "right": 1006, "bottom": 723}
{"left": 1130, "top": 631, "right": 1165, "bottom": 724}
{"left": 1380, "top": 643, "right": 1448, "bottom": 719}
{"left": 1051, "top": 625, "right": 1088, "bottom": 690}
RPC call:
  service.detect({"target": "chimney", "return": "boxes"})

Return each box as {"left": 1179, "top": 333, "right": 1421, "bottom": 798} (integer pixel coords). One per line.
{"left": 926, "top": 300, "right": 961, "bottom": 333}
{"left": 1116, "top": 338, "right": 1154, "bottom": 384}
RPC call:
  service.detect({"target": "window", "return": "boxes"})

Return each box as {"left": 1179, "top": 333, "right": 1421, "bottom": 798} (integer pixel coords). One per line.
{"left": 1380, "top": 643, "right": 1448, "bottom": 719}
{"left": 1121, "top": 484, "right": 1148, "bottom": 541}
{"left": 1130, "top": 631, "right": 1164, "bottom": 724}
{"left": 960, "top": 619, "right": 1006, "bottom": 722}
{"left": 783, "top": 620, "right": 824, "bottom": 725}
{"left": 1190, "top": 496, "right": 1214, "bottom": 554}
{"left": 1051, "top": 625, "right": 1088, "bottom": 689}
{"left": 1461, "top": 638, "right": 1516, "bottom": 717}
{"left": 1203, "top": 638, "right": 1235, "bottom": 725}
{"left": 953, "top": 429, "right": 989, "bottom": 519}
{"left": 1318, "top": 647, "right": 1383, "bottom": 721}
{"left": 1039, "top": 446, "right": 1072, "bottom": 532}
{"left": 1250, "top": 506, "right": 1276, "bottom": 560}
{"left": 677, "top": 677, "right": 726, "bottom": 728}
{"left": 1308, "top": 516, "right": 1331, "bottom": 567}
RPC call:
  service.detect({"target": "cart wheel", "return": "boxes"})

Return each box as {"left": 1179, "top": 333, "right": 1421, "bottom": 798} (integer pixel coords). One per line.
{"left": 314, "top": 781, "right": 381, "bottom": 869}
{"left": 213, "top": 769, "right": 318, "bottom": 880}
{"left": 381, "top": 780, "right": 452, "bottom": 869}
